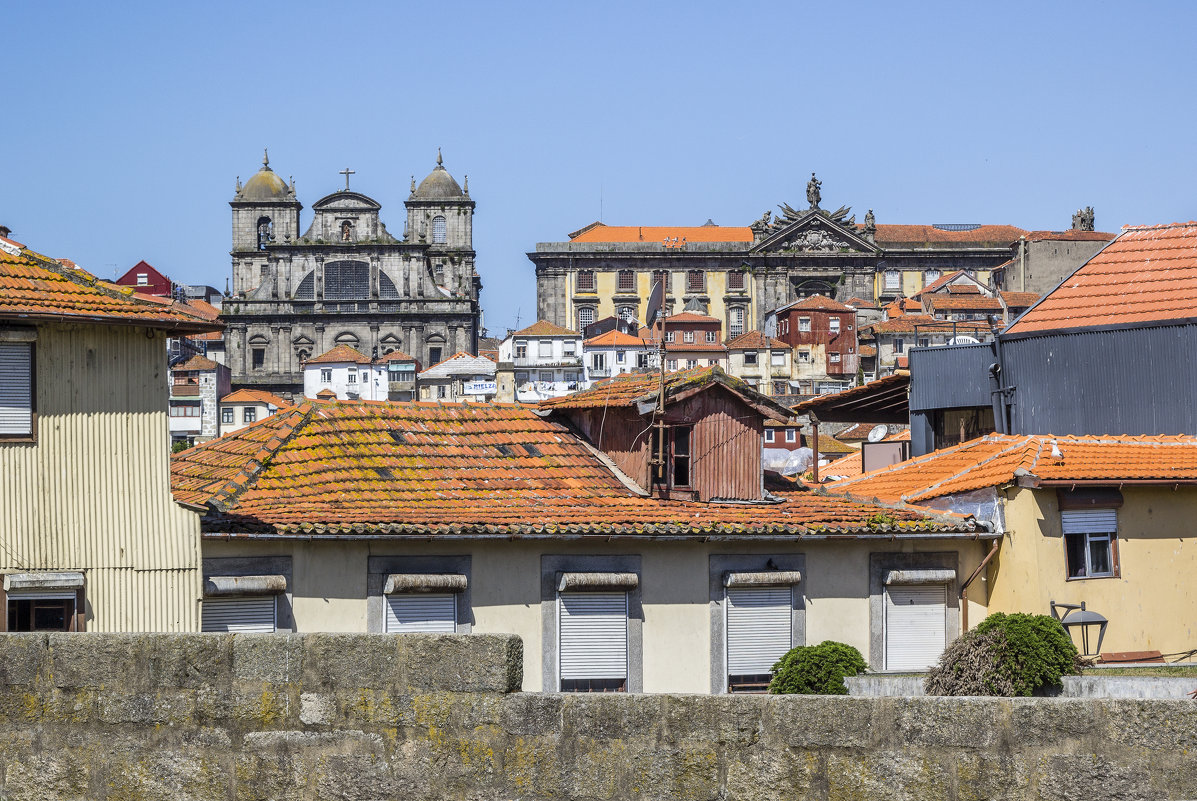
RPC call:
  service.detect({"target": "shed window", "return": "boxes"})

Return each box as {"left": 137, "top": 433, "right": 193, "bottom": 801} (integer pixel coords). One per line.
{"left": 0, "top": 341, "right": 34, "bottom": 438}
{"left": 6, "top": 592, "right": 78, "bottom": 632}
{"left": 432, "top": 215, "right": 447, "bottom": 244}
{"left": 785, "top": 429, "right": 796, "bottom": 443}
{"left": 1062, "top": 509, "right": 1119, "bottom": 579}
{"left": 764, "top": 429, "right": 775, "bottom": 443}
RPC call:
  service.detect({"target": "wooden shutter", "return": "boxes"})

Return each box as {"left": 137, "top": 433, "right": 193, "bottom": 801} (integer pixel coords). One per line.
{"left": 559, "top": 591, "right": 627, "bottom": 681}
{"left": 884, "top": 584, "right": 946, "bottom": 671}
{"left": 201, "top": 596, "right": 276, "bottom": 633}
{"left": 726, "top": 586, "right": 792, "bottom": 675}
{"left": 1061, "top": 509, "right": 1117, "bottom": 534}
{"left": 385, "top": 593, "right": 456, "bottom": 633}
{"left": 0, "top": 342, "right": 32, "bottom": 435}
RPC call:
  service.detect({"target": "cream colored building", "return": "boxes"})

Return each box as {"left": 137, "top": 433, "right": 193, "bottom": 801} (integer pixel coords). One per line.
{"left": 0, "top": 234, "right": 219, "bottom": 632}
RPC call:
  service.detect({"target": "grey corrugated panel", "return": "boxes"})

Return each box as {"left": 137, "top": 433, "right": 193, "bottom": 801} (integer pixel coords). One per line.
{"left": 1002, "top": 324, "right": 1197, "bottom": 435}
{"left": 908, "top": 343, "right": 996, "bottom": 412}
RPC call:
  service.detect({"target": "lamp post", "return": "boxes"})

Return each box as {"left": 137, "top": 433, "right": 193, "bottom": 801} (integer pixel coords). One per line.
{"left": 1050, "top": 600, "right": 1109, "bottom": 657}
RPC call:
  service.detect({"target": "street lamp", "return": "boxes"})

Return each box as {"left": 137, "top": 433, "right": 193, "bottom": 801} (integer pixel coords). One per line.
{"left": 1050, "top": 600, "right": 1109, "bottom": 657}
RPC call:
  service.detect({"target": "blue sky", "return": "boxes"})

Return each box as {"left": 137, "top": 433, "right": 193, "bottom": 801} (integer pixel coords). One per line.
{"left": 3, "top": 1, "right": 1195, "bottom": 334}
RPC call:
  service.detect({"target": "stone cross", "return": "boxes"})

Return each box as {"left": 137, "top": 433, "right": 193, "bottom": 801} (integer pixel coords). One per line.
{"left": 340, "top": 168, "right": 355, "bottom": 191}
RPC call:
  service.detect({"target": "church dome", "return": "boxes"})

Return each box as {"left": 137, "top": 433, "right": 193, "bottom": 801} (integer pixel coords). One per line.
{"left": 236, "top": 150, "right": 294, "bottom": 202}
{"left": 411, "top": 149, "right": 464, "bottom": 199}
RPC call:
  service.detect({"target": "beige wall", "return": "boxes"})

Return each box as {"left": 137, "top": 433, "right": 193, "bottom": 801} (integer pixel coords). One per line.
{"left": 989, "top": 486, "right": 1197, "bottom": 656}
{"left": 204, "top": 536, "right": 990, "bottom": 692}
{"left": 1, "top": 324, "right": 203, "bottom": 631}
{"left": 569, "top": 269, "right": 754, "bottom": 332}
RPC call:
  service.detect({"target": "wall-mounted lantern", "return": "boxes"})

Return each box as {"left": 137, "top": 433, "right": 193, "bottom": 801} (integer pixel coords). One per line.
{"left": 1050, "top": 600, "right": 1108, "bottom": 657}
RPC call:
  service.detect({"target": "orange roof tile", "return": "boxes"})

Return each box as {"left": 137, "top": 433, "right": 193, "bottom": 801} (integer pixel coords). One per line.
{"left": 911, "top": 270, "right": 976, "bottom": 297}
{"left": 726, "top": 330, "right": 788, "bottom": 350}
{"left": 220, "top": 389, "right": 292, "bottom": 408}
{"left": 1000, "top": 291, "right": 1040, "bottom": 308}
{"left": 511, "top": 320, "right": 580, "bottom": 337}
{"left": 820, "top": 430, "right": 911, "bottom": 480}
{"left": 584, "top": 329, "right": 650, "bottom": 348}
{"left": 863, "top": 315, "right": 992, "bottom": 334}
{"left": 0, "top": 237, "right": 220, "bottom": 333}
{"left": 173, "top": 354, "right": 219, "bottom": 371}
{"left": 305, "top": 344, "right": 370, "bottom": 365}
{"left": 665, "top": 312, "right": 721, "bottom": 325}
{"left": 945, "top": 284, "right": 983, "bottom": 295}
{"left": 827, "top": 433, "right": 1197, "bottom": 503}
{"left": 170, "top": 399, "right": 975, "bottom": 537}
{"left": 377, "top": 349, "right": 418, "bottom": 364}
{"left": 1005, "top": 222, "right": 1197, "bottom": 334}
{"left": 871, "top": 224, "right": 1028, "bottom": 246}
{"left": 540, "top": 366, "right": 787, "bottom": 419}
{"left": 569, "top": 224, "right": 754, "bottom": 244}
{"left": 779, "top": 294, "right": 857, "bottom": 314}
{"left": 1023, "top": 230, "right": 1118, "bottom": 242}
{"left": 924, "top": 296, "right": 1003, "bottom": 311}
{"left": 181, "top": 299, "right": 221, "bottom": 321}
{"left": 859, "top": 345, "right": 877, "bottom": 357}
{"left": 846, "top": 297, "right": 878, "bottom": 309}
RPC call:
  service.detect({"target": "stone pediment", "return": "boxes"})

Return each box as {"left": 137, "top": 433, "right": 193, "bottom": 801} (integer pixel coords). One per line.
{"left": 311, "top": 191, "right": 382, "bottom": 212}
{"left": 750, "top": 210, "right": 879, "bottom": 255}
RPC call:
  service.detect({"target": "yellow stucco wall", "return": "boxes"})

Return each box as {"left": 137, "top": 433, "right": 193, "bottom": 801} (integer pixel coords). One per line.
{"left": 568, "top": 269, "right": 753, "bottom": 330}
{"left": 204, "top": 536, "right": 990, "bottom": 692}
{"left": 988, "top": 486, "right": 1197, "bottom": 656}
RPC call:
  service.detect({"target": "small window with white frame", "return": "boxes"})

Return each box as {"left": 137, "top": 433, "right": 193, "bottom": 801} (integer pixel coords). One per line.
{"left": 829, "top": 317, "right": 841, "bottom": 334}
{"left": 771, "top": 351, "right": 785, "bottom": 367}
{"left": 538, "top": 340, "right": 552, "bottom": 359}
{"left": 785, "top": 429, "right": 797, "bottom": 443}
{"left": 798, "top": 317, "right": 811, "bottom": 333}
{"left": 1062, "top": 508, "right": 1119, "bottom": 579}
{"left": 320, "top": 368, "right": 332, "bottom": 383}
{"left": 683, "top": 331, "right": 695, "bottom": 343}
{"left": 577, "top": 307, "right": 595, "bottom": 330}
{"left": 764, "top": 429, "right": 775, "bottom": 443}
{"left": 884, "top": 270, "right": 901, "bottom": 290}
{"left": 706, "top": 330, "right": 717, "bottom": 343}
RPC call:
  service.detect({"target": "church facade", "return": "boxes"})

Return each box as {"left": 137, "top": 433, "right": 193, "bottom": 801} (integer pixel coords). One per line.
{"left": 221, "top": 151, "right": 481, "bottom": 398}
{"left": 528, "top": 175, "right": 1033, "bottom": 337}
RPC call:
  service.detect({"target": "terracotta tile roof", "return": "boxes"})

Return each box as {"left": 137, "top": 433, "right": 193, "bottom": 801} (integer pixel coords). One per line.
{"left": 188, "top": 331, "right": 224, "bottom": 342}
{"left": 1023, "top": 230, "right": 1118, "bottom": 242}
{"left": 726, "top": 330, "right": 788, "bottom": 350}
{"left": 181, "top": 299, "right": 221, "bottom": 321}
{"left": 882, "top": 298, "right": 923, "bottom": 316}
{"left": 1005, "top": 222, "right": 1197, "bottom": 335}
{"left": 870, "top": 224, "right": 1028, "bottom": 247}
{"left": 827, "top": 433, "right": 1197, "bottom": 503}
{"left": 305, "top": 344, "right": 370, "bottom": 365}
{"left": 173, "top": 354, "right": 219, "bottom": 371}
{"left": 170, "top": 399, "right": 976, "bottom": 537}
{"left": 220, "top": 389, "right": 292, "bottom": 408}
{"left": 665, "top": 312, "right": 721, "bottom": 324}
{"left": 924, "top": 296, "right": 1003, "bottom": 312}
{"left": 569, "top": 223, "right": 754, "bottom": 244}
{"left": 863, "top": 315, "right": 992, "bottom": 334}
{"left": 846, "top": 297, "right": 878, "bottom": 309}
{"left": 820, "top": 430, "right": 911, "bottom": 480}
{"left": 1000, "top": 291, "right": 1040, "bottom": 308}
{"left": 665, "top": 341, "right": 728, "bottom": 353}
{"left": 511, "top": 320, "right": 580, "bottom": 337}
{"left": 584, "top": 329, "right": 650, "bottom": 348}
{"left": 911, "top": 270, "right": 975, "bottom": 297}
{"left": 419, "top": 351, "right": 496, "bottom": 379}
{"left": 0, "top": 237, "right": 221, "bottom": 333}
{"left": 776, "top": 294, "right": 857, "bottom": 314}
{"left": 377, "top": 349, "right": 418, "bottom": 364}
{"left": 858, "top": 345, "right": 877, "bottom": 357}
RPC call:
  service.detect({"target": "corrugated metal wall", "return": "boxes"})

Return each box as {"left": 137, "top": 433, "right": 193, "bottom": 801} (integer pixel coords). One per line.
{"left": 909, "top": 343, "right": 996, "bottom": 412}
{"left": 679, "top": 387, "right": 763, "bottom": 502}
{"left": 0, "top": 324, "right": 202, "bottom": 630}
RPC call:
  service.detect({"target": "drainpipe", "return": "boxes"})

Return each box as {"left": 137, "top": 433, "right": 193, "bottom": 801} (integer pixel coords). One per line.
{"left": 960, "top": 537, "right": 1000, "bottom": 632}
{"left": 1018, "top": 237, "right": 1026, "bottom": 293}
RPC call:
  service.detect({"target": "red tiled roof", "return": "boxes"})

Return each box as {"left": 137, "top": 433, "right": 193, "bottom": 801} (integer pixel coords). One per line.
{"left": 846, "top": 297, "right": 878, "bottom": 309}
{"left": 821, "top": 430, "right": 911, "bottom": 479}
{"left": 882, "top": 298, "right": 923, "bottom": 316}
{"left": 1005, "top": 222, "right": 1197, "bottom": 334}
{"left": 827, "top": 433, "right": 1197, "bottom": 503}
{"left": 540, "top": 366, "right": 785, "bottom": 419}
{"left": 220, "top": 389, "right": 292, "bottom": 408}
{"left": 726, "top": 330, "right": 788, "bottom": 349}
{"left": 858, "top": 345, "right": 877, "bottom": 357}
{"left": 511, "top": 320, "right": 580, "bottom": 337}
{"left": 569, "top": 224, "right": 754, "bottom": 244}
{"left": 0, "top": 238, "right": 220, "bottom": 333}
{"left": 778, "top": 294, "right": 857, "bottom": 314}
{"left": 305, "top": 344, "right": 370, "bottom": 365}
{"left": 170, "top": 399, "right": 975, "bottom": 537}
{"left": 863, "top": 315, "right": 992, "bottom": 334}
{"left": 1000, "top": 291, "right": 1040, "bottom": 308}
{"left": 924, "top": 296, "right": 1003, "bottom": 311}
{"left": 911, "top": 270, "right": 973, "bottom": 297}
{"left": 665, "top": 312, "right": 721, "bottom": 324}
{"left": 871, "top": 224, "right": 1028, "bottom": 246}
{"left": 182, "top": 299, "right": 221, "bottom": 321}
{"left": 584, "top": 329, "right": 649, "bottom": 348}
{"left": 945, "top": 284, "right": 982, "bottom": 295}
{"left": 173, "top": 354, "right": 219, "bottom": 371}
{"left": 1023, "top": 230, "right": 1118, "bottom": 243}
{"left": 377, "top": 349, "right": 419, "bottom": 364}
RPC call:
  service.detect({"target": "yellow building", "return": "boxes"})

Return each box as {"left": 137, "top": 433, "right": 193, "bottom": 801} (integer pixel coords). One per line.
{"left": 0, "top": 233, "right": 219, "bottom": 631}
{"left": 828, "top": 434, "right": 1197, "bottom": 659}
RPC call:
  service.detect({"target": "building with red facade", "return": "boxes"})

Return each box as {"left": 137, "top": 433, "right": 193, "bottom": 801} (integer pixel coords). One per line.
{"left": 769, "top": 295, "right": 858, "bottom": 394}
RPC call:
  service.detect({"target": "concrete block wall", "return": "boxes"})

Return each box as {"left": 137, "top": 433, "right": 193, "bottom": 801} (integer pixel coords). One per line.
{"left": 0, "top": 633, "right": 1194, "bottom": 800}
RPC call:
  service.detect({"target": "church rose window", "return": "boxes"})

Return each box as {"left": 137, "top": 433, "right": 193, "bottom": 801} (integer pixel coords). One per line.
{"left": 324, "top": 260, "right": 370, "bottom": 300}
{"left": 432, "top": 216, "right": 447, "bottom": 244}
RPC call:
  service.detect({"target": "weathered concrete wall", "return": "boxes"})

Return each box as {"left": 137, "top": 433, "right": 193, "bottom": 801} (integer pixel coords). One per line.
{"left": 1, "top": 633, "right": 1195, "bottom": 801}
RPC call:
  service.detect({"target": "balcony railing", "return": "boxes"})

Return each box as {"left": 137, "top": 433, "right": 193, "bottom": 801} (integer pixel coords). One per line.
{"left": 588, "top": 367, "right": 612, "bottom": 379}
{"left": 513, "top": 356, "right": 582, "bottom": 368}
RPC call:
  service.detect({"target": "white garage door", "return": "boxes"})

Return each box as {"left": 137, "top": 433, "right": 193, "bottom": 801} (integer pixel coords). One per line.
{"left": 385, "top": 593, "right": 457, "bottom": 633}
{"left": 201, "top": 596, "right": 276, "bottom": 633}
{"left": 559, "top": 591, "right": 628, "bottom": 682}
{"left": 884, "top": 584, "right": 946, "bottom": 671}
{"left": 726, "top": 586, "right": 792, "bottom": 676}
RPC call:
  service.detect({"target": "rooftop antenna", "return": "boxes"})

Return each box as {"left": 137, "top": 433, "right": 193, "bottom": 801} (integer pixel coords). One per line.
{"left": 514, "top": 307, "right": 521, "bottom": 331}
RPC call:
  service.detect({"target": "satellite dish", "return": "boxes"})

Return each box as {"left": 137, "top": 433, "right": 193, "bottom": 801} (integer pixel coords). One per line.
{"left": 949, "top": 335, "right": 980, "bottom": 345}
{"left": 867, "top": 424, "right": 888, "bottom": 443}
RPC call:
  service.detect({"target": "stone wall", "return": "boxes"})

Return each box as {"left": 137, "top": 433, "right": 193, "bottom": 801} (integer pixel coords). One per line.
{"left": 1, "top": 633, "right": 1194, "bottom": 801}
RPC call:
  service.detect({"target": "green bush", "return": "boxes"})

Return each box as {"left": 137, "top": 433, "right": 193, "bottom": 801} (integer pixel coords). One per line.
{"left": 768, "top": 640, "right": 867, "bottom": 695}
{"left": 925, "top": 612, "right": 1082, "bottom": 697}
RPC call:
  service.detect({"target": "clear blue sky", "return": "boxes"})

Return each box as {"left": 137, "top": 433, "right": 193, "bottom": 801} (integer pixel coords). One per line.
{"left": 3, "top": 1, "right": 1194, "bottom": 334}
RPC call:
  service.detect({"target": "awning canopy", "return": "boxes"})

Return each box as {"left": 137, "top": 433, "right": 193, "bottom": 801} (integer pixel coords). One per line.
{"left": 793, "top": 371, "right": 909, "bottom": 424}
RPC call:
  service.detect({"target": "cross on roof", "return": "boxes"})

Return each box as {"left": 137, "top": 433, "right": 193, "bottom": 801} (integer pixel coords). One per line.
{"left": 339, "top": 167, "right": 355, "bottom": 191}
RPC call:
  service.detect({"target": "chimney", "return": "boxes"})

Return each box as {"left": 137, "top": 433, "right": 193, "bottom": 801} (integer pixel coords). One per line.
{"left": 0, "top": 226, "right": 10, "bottom": 239}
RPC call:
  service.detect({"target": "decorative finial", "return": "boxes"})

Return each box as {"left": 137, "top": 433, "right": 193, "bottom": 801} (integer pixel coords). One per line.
{"left": 437, "top": 147, "right": 443, "bottom": 166}
{"left": 463, "top": 175, "right": 469, "bottom": 195}
{"left": 411, "top": 175, "right": 416, "bottom": 193}
{"left": 236, "top": 176, "right": 241, "bottom": 191}
{"left": 224, "top": 277, "right": 230, "bottom": 296}
{"left": 289, "top": 176, "right": 295, "bottom": 192}
{"left": 263, "top": 148, "right": 270, "bottom": 169}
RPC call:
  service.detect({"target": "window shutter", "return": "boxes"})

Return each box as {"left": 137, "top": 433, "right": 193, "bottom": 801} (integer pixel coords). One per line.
{"left": 1061, "top": 509, "right": 1117, "bottom": 534}
{"left": 385, "top": 593, "right": 456, "bottom": 633}
{"left": 0, "top": 342, "right": 32, "bottom": 435}
{"left": 884, "top": 584, "right": 946, "bottom": 671}
{"left": 201, "top": 596, "right": 276, "bottom": 633}
{"left": 559, "top": 591, "right": 627, "bottom": 681}
{"left": 726, "top": 586, "right": 792, "bottom": 675}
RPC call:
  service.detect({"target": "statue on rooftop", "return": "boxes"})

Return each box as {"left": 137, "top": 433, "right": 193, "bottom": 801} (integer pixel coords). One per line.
{"left": 807, "top": 172, "right": 822, "bottom": 209}
{"left": 864, "top": 208, "right": 876, "bottom": 232}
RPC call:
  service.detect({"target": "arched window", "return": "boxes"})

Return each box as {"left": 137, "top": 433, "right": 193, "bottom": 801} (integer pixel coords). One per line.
{"left": 379, "top": 272, "right": 400, "bottom": 299}
{"left": 432, "top": 215, "right": 447, "bottom": 244}
{"left": 295, "top": 272, "right": 315, "bottom": 300}
{"left": 323, "top": 260, "right": 370, "bottom": 300}
{"left": 578, "top": 307, "right": 596, "bottom": 330}
{"left": 257, "top": 217, "right": 274, "bottom": 250}
{"left": 618, "top": 306, "right": 635, "bottom": 323}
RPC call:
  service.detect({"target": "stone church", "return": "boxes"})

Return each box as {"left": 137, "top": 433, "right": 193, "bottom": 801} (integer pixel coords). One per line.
{"left": 221, "top": 150, "right": 481, "bottom": 398}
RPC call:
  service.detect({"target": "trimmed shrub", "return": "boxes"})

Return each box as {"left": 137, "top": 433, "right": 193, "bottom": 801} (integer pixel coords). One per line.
{"left": 925, "top": 612, "right": 1082, "bottom": 697}
{"left": 768, "top": 640, "right": 867, "bottom": 695}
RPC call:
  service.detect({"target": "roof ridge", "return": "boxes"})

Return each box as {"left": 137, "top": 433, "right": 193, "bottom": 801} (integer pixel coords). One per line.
{"left": 209, "top": 403, "right": 316, "bottom": 512}
{"left": 903, "top": 437, "right": 1035, "bottom": 502}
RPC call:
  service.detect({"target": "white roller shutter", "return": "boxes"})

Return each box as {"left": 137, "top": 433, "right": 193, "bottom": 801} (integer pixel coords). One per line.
{"left": 726, "top": 586, "right": 792, "bottom": 675}
{"left": 884, "top": 584, "right": 946, "bottom": 671}
{"left": 201, "top": 596, "right": 276, "bottom": 633}
{"left": 1061, "top": 509, "right": 1117, "bottom": 534}
{"left": 0, "top": 343, "right": 33, "bottom": 435}
{"left": 385, "top": 593, "right": 456, "bottom": 633}
{"left": 559, "top": 591, "right": 627, "bottom": 681}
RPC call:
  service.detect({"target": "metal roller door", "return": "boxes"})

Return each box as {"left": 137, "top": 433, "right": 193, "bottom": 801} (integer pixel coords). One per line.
{"left": 201, "top": 596, "right": 277, "bottom": 633}
{"left": 884, "top": 584, "right": 946, "bottom": 671}
{"left": 726, "top": 586, "right": 792, "bottom": 676}
{"left": 558, "top": 591, "right": 627, "bottom": 681}
{"left": 385, "top": 593, "right": 456, "bottom": 633}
